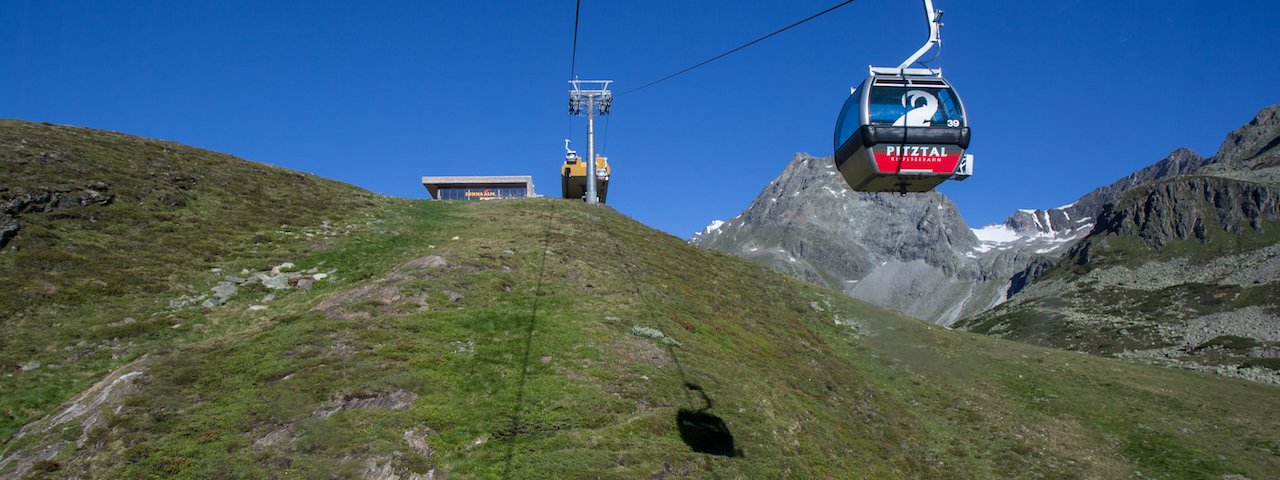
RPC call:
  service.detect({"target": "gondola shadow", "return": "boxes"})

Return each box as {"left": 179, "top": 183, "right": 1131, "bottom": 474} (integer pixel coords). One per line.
{"left": 676, "top": 382, "right": 739, "bottom": 457}
{"left": 670, "top": 343, "right": 741, "bottom": 458}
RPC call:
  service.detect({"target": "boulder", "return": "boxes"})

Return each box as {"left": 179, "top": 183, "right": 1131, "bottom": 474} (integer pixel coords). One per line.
{"left": 0, "top": 214, "right": 18, "bottom": 249}
{"left": 263, "top": 275, "right": 291, "bottom": 290}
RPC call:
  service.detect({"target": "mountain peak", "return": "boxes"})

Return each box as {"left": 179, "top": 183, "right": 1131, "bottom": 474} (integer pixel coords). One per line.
{"left": 1205, "top": 104, "right": 1280, "bottom": 173}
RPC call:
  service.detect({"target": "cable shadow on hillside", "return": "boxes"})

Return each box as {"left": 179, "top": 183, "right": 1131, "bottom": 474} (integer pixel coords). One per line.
{"left": 501, "top": 206, "right": 556, "bottom": 480}
{"left": 668, "top": 345, "right": 741, "bottom": 458}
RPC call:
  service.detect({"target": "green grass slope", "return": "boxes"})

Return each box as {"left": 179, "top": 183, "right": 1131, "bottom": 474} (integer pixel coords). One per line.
{"left": 0, "top": 120, "right": 386, "bottom": 442}
{"left": 3, "top": 192, "right": 1278, "bottom": 478}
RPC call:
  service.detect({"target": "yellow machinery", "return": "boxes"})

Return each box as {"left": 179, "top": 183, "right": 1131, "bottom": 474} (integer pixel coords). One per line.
{"left": 560, "top": 141, "right": 610, "bottom": 203}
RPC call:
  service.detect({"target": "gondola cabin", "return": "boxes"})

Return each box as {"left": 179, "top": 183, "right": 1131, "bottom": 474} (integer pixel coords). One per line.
{"left": 834, "top": 68, "right": 971, "bottom": 193}
{"left": 561, "top": 151, "right": 611, "bottom": 203}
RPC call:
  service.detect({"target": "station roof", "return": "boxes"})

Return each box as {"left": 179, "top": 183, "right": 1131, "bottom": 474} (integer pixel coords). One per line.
{"left": 420, "top": 175, "right": 534, "bottom": 199}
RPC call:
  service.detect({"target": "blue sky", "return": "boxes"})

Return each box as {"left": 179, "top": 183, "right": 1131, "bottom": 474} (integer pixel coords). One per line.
{"left": 4, "top": 0, "right": 1278, "bottom": 237}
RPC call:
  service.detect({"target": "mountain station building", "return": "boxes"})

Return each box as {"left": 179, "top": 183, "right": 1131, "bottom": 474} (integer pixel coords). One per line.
{"left": 421, "top": 175, "right": 535, "bottom": 200}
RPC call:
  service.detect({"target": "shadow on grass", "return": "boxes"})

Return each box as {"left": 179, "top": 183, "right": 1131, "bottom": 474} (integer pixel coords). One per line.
{"left": 502, "top": 206, "right": 556, "bottom": 480}
{"left": 669, "top": 346, "right": 741, "bottom": 458}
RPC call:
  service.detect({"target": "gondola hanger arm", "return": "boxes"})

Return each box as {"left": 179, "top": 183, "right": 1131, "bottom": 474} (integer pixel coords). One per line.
{"left": 896, "top": 0, "right": 942, "bottom": 70}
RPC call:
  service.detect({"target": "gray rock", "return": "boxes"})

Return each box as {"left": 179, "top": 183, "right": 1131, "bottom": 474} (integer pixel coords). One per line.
{"left": 402, "top": 255, "right": 448, "bottom": 270}
{"left": 0, "top": 214, "right": 18, "bottom": 249}
{"left": 109, "top": 317, "right": 137, "bottom": 327}
{"left": 297, "top": 278, "right": 315, "bottom": 290}
{"left": 262, "top": 294, "right": 276, "bottom": 302}
{"left": 445, "top": 290, "right": 464, "bottom": 302}
{"left": 263, "top": 275, "right": 291, "bottom": 290}
{"left": 202, "top": 296, "right": 226, "bottom": 308}
{"left": 20, "top": 360, "right": 41, "bottom": 372}
{"left": 169, "top": 294, "right": 207, "bottom": 309}
{"left": 212, "top": 282, "right": 237, "bottom": 299}
{"left": 224, "top": 275, "right": 247, "bottom": 284}
{"left": 314, "top": 390, "right": 416, "bottom": 418}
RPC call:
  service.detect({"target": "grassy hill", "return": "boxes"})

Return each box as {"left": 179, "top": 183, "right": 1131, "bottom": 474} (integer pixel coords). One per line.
{"left": 2, "top": 122, "right": 1279, "bottom": 479}
{"left": 0, "top": 119, "right": 385, "bottom": 447}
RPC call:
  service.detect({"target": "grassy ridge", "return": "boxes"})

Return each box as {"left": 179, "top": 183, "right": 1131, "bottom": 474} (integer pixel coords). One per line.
{"left": 0, "top": 119, "right": 386, "bottom": 440}
{"left": 5, "top": 198, "right": 1275, "bottom": 479}
{"left": 1, "top": 122, "right": 1278, "bottom": 478}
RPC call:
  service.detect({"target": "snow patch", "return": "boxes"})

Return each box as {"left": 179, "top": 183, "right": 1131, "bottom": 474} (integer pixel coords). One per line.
{"left": 699, "top": 220, "right": 725, "bottom": 237}
{"left": 972, "top": 224, "right": 1021, "bottom": 243}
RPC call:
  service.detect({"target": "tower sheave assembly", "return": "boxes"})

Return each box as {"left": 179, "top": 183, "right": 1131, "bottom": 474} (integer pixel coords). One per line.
{"left": 565, "top": 79, "right": 613, "bottom": 204}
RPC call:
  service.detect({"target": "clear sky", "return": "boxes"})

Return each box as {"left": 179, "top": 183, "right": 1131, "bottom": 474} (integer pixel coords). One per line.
{"left": 5, "top": 1, "right": 1279, "bottom": 237}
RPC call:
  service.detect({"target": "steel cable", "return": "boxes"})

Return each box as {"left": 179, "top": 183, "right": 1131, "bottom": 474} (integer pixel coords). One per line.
{"left": 618, "top": 0, "right": 859, "bottom": 96}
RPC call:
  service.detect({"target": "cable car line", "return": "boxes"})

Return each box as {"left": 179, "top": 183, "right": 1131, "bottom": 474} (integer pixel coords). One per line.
{"left": 618, "top": 0, "right": 859, "bottom": 97}
{"left": 601, "top": 114, "right": 609, "bottom": 153}
{"left": 570, "top": 0, "right": 582, "bottom": 78}
{"left": 566, "top": 0, "right": 582, "bottom": 151}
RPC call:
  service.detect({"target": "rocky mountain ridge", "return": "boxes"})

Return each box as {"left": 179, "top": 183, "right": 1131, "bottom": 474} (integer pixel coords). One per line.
{"left": 692, "top": 106, "right": 1280, "bottom": 331}
{"left": 691, "top": 154, "right": 1010, "bottom": 325}
{"left": 956, "top": 106, "right": 1280, "bottom": 382}
{"left": 690, "top": 148, "right": 1211, "bottom": 326}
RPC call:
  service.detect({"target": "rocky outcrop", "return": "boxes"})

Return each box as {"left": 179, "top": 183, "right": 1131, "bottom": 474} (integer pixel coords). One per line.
{"left": 0, "top": 214, "right": 16, "bottom": 250}
{"left": 1090, "top": 177, "right": 1280, "bottom": 248}
{"left": 1205, "top": 105, "right": 1280, "bottom": 171}
{"left": 0, "top": 360, "right": 146, "bottom": 480}
{"left": 1006, "top": 256, "right": 1054, "bottom": 298}
{"left": 957, "top": 106, "right": 1280, "bottom": 383}
{"left": 994, "top": 147, "right": 1208, "bottom": 239}
{"left": 0, "top": 183, "right": 113, "bottom": 248}
{"left": 692, "top": 154, "right": 1029, "bottom": 325}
